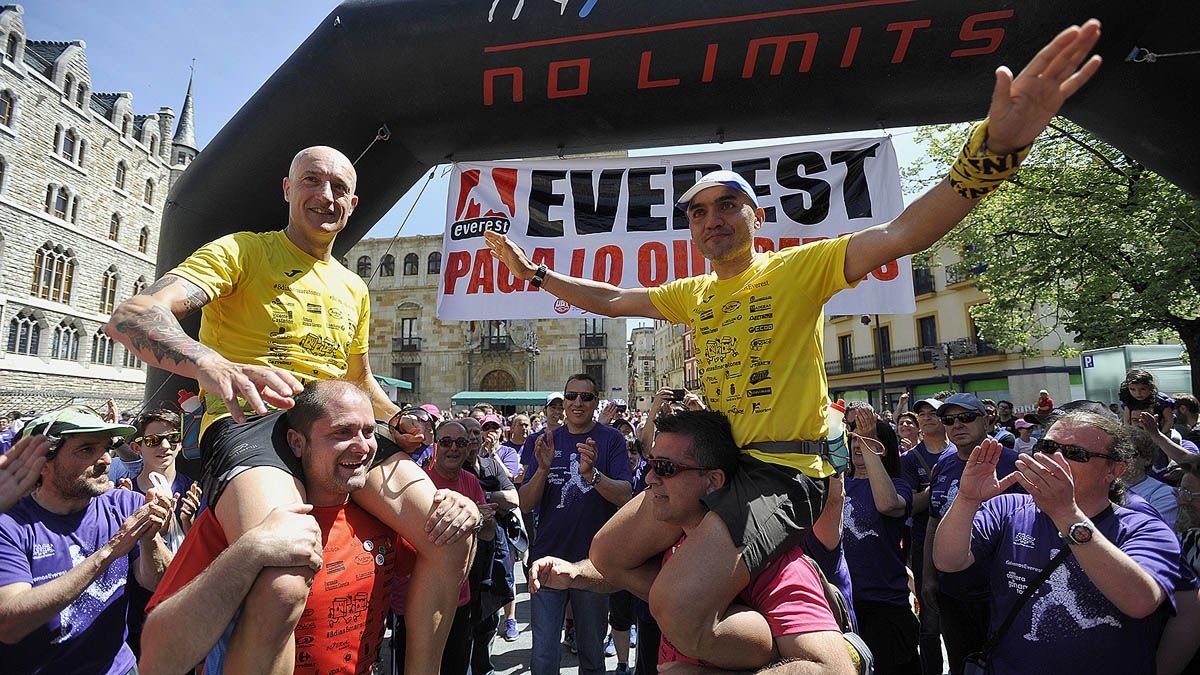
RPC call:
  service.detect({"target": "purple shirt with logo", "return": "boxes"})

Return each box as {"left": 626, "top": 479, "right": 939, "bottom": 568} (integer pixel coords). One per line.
{"left": 970, "top": 494, "right": 1183, "bottom": 674}
{"left": 0, "top": 489, "right": 145, "bottom": 675}
{"left": 520, "top": 423, "right": 633, "bottom": 562}
{"left": 929, "top": 447, "right": 1021, "bottom": 600}
{"left": 900, "top": 441, "right": 953, "bottom": 547}
{"left": 842, "top": 476, "right": 913, "bottom": 607}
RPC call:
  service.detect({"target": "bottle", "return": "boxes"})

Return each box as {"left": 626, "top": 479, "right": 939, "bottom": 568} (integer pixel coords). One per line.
{"left": 177, "top": 389, "right": 201, "bottom": 414}
{"left": 825, "top": 399, "right": 849, "bottom": 473}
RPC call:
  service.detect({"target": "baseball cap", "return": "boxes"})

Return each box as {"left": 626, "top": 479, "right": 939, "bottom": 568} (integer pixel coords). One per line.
{"left": 911, "top": 398, "right": 943, "bottom": 413}
{"left": 481, "top": 414, "right": 504, "bottom": 429}
{"left": 1015, "top": 419, "right": 1034, "bottom": 430}
{"left": 546, "top": 392, "right": 565, "bottom": 406}
{"left": 940, "top": 393, "right": 987, "bottom": 416}
{"left": 676, "top": 170, "right": 760, "bottom": 209}
{"left": 419, "top": 404, "right": 441, "bottom": 420}
{"left": 18, "top": 406, "right": 136, "bottom": 443}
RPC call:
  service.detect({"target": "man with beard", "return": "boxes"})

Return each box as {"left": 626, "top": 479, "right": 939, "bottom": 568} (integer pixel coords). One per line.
{"left": 0, "top": 407, "right": 173, "bottom": 674}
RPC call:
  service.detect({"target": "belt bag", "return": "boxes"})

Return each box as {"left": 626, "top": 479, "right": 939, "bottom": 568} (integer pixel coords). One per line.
{"left": 749, "top": 438, "right": 849, "bottom": 473}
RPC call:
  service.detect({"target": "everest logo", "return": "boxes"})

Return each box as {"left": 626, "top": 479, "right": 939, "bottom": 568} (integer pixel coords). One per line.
{"left": 451, "top": 167, "right": 517, "bottom": 241}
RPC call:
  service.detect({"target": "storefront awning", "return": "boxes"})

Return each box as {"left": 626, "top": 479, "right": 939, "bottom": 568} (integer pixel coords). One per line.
{"left": 373, "top": 374, "right": 412, "bottom": 390}
{"left": 451, "top": 391, "right": 556, "bottom": 406}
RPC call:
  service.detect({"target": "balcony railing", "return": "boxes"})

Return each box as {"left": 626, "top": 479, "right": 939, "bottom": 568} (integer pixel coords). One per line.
{"left": 946, "top": 262, "right": 988, "bottom": 286}
{"left": 392, "top": 337, "right": 422, "bottom": 352}
{"left": 824, "top": 339, "right": 1002, "bottom": 375}
{"left": 580, "top": 333, "right": 607, "bottom": 349}
{"left": 481, "top": 335, "right": 516, "bottom": 352}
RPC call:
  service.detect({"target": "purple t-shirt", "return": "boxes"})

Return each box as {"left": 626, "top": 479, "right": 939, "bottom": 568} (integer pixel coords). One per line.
{"left": 929, "top": 446, "right": 1021, "bottom": 600}
{"left": 799, "top": 528, "right": 856, "bottom": 631}
{"left": 842, "top": 476, "right": 913, "bottom": 607}
{"left": 497, "top": 441, "right": 522, "bottom": 477}
{"left": 521, "top": 423, "right": 633, "bottom": 562}
{"left": 971, "top": 494, "right": 1183, "bottom": 674}
{"left": 900, "top": 441, "right": 952, "bottom": 547}
{"left": 0, "top": 489, "right": 145, "bottom": 675}
{"left": 0, "top": 429, "right": 14, "bottom": 454}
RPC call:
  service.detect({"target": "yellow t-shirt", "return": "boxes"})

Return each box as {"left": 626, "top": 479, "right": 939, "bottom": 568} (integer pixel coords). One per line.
{"left": 168, "top": 230, "right": 371, "bottom": 432}
{"left": 648, "top": 235, "right": 857, "bottom": 478}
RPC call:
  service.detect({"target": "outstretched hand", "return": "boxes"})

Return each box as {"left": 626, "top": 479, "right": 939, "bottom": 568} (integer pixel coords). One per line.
{"left": 0, "top": 435, "right": 50, "bottom": 514}
{"left": 484, "top": 231, "right": 536, "bottom": 280}
{"left": 194, "top": 356, "right": 305, "bottom": 422}
{"left": 985, "top": 20, "right": 1102, "bottom": 154}
{"left": 957, "top": 438, "right": 1020, "bottom": 504}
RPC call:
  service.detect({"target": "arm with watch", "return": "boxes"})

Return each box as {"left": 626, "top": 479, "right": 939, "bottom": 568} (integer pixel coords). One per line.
{"left": 577, "top": 437, "right": 633, "bottom": 507}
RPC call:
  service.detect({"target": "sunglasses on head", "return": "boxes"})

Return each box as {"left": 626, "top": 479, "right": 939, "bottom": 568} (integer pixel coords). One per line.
{"left": 403, "top": 408, "right": 432, "bottom": 422}
{"left": 133, "top": 432, "right": 181, "bottom": 446}
{"left": 1033, "top": 438, "right": 1122, "bottom": 463}
{"left": 939, "top": 412, "right": 983, "bottom": 425}
{"left": 645, "top": 456, "right": 712, "bottom": 478}
{"left": 436, "top": 437, "right": 470, "bottom": 449}
{"left": 564, "top": 392, "right": 597, "bottom": 402}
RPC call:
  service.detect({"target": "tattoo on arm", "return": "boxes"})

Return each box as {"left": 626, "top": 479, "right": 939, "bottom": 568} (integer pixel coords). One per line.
{"left": 140, "top": 275, "right": 211, "bottom": 319}
{"left": 113, "top": 305, "right": 218, "bottom": 368}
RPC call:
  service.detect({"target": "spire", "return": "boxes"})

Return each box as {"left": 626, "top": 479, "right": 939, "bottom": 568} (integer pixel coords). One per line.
{"left": 172, "top": 62, "right": 196, "bottom": 150}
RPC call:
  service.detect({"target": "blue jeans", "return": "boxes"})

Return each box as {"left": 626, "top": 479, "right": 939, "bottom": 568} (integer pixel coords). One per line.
{"left": 531, "top": 587, "right": 609, "bottom": 675}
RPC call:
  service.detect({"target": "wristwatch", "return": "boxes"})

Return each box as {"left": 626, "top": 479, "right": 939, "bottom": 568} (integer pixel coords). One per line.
{"left": 1062, "top": 520, "right": 1095, "bottom": 545}
{"left": 587, "top": 469, "right": 603, "bottom": 486}
{"left": 530, "top": 263, "right": 549, "bottom": 288}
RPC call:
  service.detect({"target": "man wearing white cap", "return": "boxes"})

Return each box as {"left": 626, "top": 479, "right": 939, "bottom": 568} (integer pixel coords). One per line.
{"left": 484, "top": 22, "right": 1102, "bottom": 667}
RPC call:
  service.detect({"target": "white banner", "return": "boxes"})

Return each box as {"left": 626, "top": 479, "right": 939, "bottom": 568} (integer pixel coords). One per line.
{"left": 437, "top": 136, "right": 915, "bottom": 320}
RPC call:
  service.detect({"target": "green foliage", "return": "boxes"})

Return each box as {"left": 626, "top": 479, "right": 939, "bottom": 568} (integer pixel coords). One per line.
{"left": 907, "top": 119, "right": 1200, "bottom": 360}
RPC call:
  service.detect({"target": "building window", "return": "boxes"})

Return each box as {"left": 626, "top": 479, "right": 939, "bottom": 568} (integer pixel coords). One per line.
{"left": 50, "top": 321, "right": 79, "bottom": 361}
{"left": 838, "top": 334, "right": 853, "bottom": 373}
{"left": 875, "top": 325, "right": 893, "bottom": 368}
{"left": 913, "top": 267, "right": 935, "bottom": 296}
{"left": 403, "top": 253, "right": 418, "bottom": 276}
{"left": 63, "top": 74, "right": 74, "bottom": 101}
{"left": 918, "top": 316, "right": 939, "bottom": 351}
{"left": 48, "top": 186, "right": 69, "bottom": 219}
{"left": 122, "top": 347, "right": 142, "bottom": 369}
{"left": 132, "top": 276, "right": 147, "bottom": 297}
{"left": 356, "top": 256, "right": 372, "bottom": 277}
{"left": 4, "top": 33, "right": 18, "bottom": 62}
{"left": 115, "top": 161, "right": 127, "bottom": 190}
{"left": 427, "top": 252, "right": 441, "bottom": 275}
{"left": 0, "top": 156, "right": 6, "bottom": 194}
{"left": 121, "top": 115, "right": 130, "bottom": 136}
{"left": 99, "top": 266, "right": 119, "bottom": 314}
{"left": 176, "top": 151, "right": 187, "bottom": 164}
{"left": 70, "top": 195, "right": 80, "bottom": 224}
{"left": 396, "top": 365, "right": 420, "bottom": 395}
{"left": 148, "top": 135, "right": 157, "bottom": 156}
{"left": 91, "top": 329, "right": 114, "bottom": 365}
{"left": 31, "top": 243, "right": 75, "bottom": 303}
{"left": 0, "top": 90, "right": 13, "bottom": 127}
{"left": 6, "top": 312, "right": 40, "bottom": 355}
{"left": 144, "top": 179, "right": 155, "bottom": 205}
{"left": 61, "top": 128, "right": 77, "bottom": 161}
{"left": 138, "top": 227, "right": 149, "bottom": 253}
{"left": 584, "top": 362, "right": 606, "bottom": 392}
{"left": 400, "top": 317, "right": 416, "bottom": 340}
{"left": 379, "top": 254, "right": 394, "bottom": 277}
{"left": 75, "top": 84, "right": 86, "bottom": 108}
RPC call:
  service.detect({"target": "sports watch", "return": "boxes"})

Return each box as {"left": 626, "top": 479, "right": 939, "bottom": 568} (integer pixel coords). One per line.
{"left": 587, "top": 469, "right": 604, "bottom": 486}
{"left": 1063, "top": 520, "right": 1095, "bottom": 545}
{"left": 530, "top": 263, "right": 549, "bottom": 288}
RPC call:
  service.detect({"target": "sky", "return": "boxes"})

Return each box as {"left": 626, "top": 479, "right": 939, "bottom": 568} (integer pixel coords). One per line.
{"left": 22, "top": 1, "right": 932, "bottom": 248}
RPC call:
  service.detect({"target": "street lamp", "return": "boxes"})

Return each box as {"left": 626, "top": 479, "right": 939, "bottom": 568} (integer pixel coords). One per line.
{"left": 862, "top": 314, "right": 887, "bottom": 411}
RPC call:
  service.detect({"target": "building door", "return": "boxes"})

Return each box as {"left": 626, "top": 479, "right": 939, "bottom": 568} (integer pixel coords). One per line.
{"left": 481, "top": 369, "right": 516, "bottom": 392}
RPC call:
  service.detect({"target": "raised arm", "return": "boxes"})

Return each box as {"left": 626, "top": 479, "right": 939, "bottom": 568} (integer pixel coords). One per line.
{"left": 484, "top": 231, "right": 665, "bottom": 319}
{"left": 106, "top": 274, "right": 303, "bottom": 421}
{"left": 844, "top": 20, "right": 1102, "bottom": 282}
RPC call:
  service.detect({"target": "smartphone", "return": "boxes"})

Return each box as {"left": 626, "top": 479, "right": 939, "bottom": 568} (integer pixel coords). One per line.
{"left": 671, "top": 389, "right": 685, "bottom": 401}
{"left": 616, "top": 404, "right": 627, "bottom": 412}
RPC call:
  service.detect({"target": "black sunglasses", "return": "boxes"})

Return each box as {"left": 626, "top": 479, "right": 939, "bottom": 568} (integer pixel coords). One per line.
{"left": 436, "top": 437, "right": 471, "bottom": 449}
{"left": 403, "top": 408, "right": 432, "bottom": 422}
{"left": 1034, "top": 438, "right": 1122, "bottom": 463}
{"left": 133, "top": 432, "right": 181, "bottom": 446}
{"left": 564, "top": 392, "right": 597, "bottom": 402}
{"left": 646, "top": 456, "right": 712, "bottom": 478}
{"left": 939, "top": 412, "right": 983, "bottom": 426}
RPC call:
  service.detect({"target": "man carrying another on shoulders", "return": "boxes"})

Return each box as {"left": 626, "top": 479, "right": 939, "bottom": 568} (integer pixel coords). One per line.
{"left": 485, "top": 22, "right": 1102, "bottom": 668}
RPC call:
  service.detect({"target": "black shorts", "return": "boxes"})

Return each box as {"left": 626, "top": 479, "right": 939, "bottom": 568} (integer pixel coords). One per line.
{"left": 609, "top": 590, "right": 634, "bottom": 632}
{"left": 199, "top": 410, "right": 405, "bottom": 509}
{"left": 853, "top": 600, "right": 920, "bottom": 672}
{"left": 700, "top": 453, "right": 826, "bottom": 577}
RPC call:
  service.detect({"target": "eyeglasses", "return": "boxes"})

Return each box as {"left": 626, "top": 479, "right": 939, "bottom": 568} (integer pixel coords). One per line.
{"left": 563, "top": 392, "right": 597, "bottom": 402}
{"left": 133, "top": 432, "right": 181, "bottom": 446}
{"left": 646, "top": 456, "right": 712, "bottom": 478}
{"left": 436, "top": 438, "right": 471, "bottom": 449}
{"left": 402, "top": 408, "right": 432, "bottom": 422}
{"left": 1033, "top": 438, "right": 1122, "bottom": 463}
{"left": 939, "top": 412, "right": 983, "bottom": 426}
{"left": 1174, "top": 486, "right": 1200, "bottom": 501}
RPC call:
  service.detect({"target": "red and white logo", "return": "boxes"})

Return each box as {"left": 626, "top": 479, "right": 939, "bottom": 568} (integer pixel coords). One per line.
{"left": 554, "top": 299, "right": 571, "bottom": 314}
{"left": 451, "top": 167, "right": 517, "bottom": 241}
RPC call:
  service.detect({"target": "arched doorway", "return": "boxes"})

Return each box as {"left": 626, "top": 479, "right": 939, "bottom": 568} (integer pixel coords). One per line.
{"left": 481, "top": 369, "right": 516, "bottom": 392}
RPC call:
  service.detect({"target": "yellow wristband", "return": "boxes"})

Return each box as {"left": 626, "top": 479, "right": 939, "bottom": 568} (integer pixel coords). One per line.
{"left": 947, "top": 119, "right": 1031, "bottom": 200}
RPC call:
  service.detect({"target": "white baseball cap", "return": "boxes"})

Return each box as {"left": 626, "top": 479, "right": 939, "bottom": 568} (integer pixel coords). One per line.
{"left": 676, "top": 170, "right": 760, "bottom": 209}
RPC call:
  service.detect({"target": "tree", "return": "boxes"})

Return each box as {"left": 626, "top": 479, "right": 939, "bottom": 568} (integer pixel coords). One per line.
{"left": 908, "top": 119, "right": 1200, "bottom": 392}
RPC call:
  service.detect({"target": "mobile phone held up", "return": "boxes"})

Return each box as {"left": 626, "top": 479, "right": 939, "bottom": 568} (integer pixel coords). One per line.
{"left": 671, "top": 389, "right": 685, "bottom": 402}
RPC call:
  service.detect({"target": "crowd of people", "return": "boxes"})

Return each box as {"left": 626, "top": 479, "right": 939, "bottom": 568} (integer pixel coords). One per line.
{"left": 4, "top": 18, "right": 1193, "bottom": 675}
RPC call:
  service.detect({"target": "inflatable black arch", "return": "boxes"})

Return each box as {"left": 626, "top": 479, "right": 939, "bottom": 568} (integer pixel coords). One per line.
{"left": 149, "top": 0, "right": 1199, "bottom": 401}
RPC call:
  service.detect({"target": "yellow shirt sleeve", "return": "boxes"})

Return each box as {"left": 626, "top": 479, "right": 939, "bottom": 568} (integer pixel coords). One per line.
{"left": 648, "top": 276, "right": 703, "bottom": 325}
{"left": 166, "top": 233, "right": 252, "bottom": 302}
{"left": 783, "top": 234, "right": 858, "bottom": 305}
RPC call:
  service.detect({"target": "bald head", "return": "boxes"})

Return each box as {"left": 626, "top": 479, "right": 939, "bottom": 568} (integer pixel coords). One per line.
{"left": 289, "top": 146, "right": 357, "bottom": 191}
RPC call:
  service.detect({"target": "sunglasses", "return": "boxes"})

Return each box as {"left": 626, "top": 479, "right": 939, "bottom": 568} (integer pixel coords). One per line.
{"left": 133, "top": 432, "right": 181, "bottom": 446}
{"left": 436, "top": 437, "right": 471, "bottom": 449}
{"left": 645, "top": 456, "right": 712, "bottom": 478}
{"left": 939, "top": 412, "right": 983, "bottom": 426}
{"left": 1174, "top": 486, "right": 1200, "bottom": 500}
{"left": 1033, "top": 438, "right": 1122, "bottom": 463}
{"left": 564, "top": 392, "right": 597, "bottom": 402}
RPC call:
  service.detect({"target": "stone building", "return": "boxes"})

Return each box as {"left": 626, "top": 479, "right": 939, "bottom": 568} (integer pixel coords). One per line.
{"left": 346, "top": 234, "right": 628, "bottom": 413}
{"left": 627, "top": 325, "right": 655, "bottom": 412}
{"left": 0, "top": 4, "right": 199, "bottom": 413}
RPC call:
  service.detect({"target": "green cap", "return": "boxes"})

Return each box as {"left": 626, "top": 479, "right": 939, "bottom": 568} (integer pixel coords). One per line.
{"left": 17, "top": 406, "right": 137, "bottom": 442}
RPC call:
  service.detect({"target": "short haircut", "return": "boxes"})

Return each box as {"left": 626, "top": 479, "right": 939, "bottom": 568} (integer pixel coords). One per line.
{"left": 654, "top": 410, "right": 739, "bottom": 479}
{"left": 565, "top": 373, "right": 598, "bottom": 393}
{"left": 897, "top": 411, "right": 919, "bottom": 427}
{"left": 1128, "top": 428, "right": 1158, "bottom": 464}
{"left": 135, "top": 409, "right": 180, "bottom": 436}
{"left": 1175, "top": 393, "right": 1200, "bottom": 416}
{"left": 286, "top": 380, "right": 368, "bottom": 438}
{"left": 998, "top": 400, "right": 1013, "bottom": 408}
{"left": 436, "top": 420, "right": 467, "bottom": 437}
{"left": 1048, "top": 410, "right": 1135, "bottom": 463}
{"left": 934, "top": 390, "right": 956, "bottom": 401}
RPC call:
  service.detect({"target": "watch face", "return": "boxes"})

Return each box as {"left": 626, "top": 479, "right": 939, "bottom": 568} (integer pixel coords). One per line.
{"left": 1071, "top": 523, "right": 1093, "bottom": 544}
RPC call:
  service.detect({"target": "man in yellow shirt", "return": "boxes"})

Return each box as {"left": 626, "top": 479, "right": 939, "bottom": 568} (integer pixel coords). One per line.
{"left": 484, "top": 22, "right": 1102, "bottom": 668}
{"left": 107, "top": 146, "right": 475, "bottom": 675}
